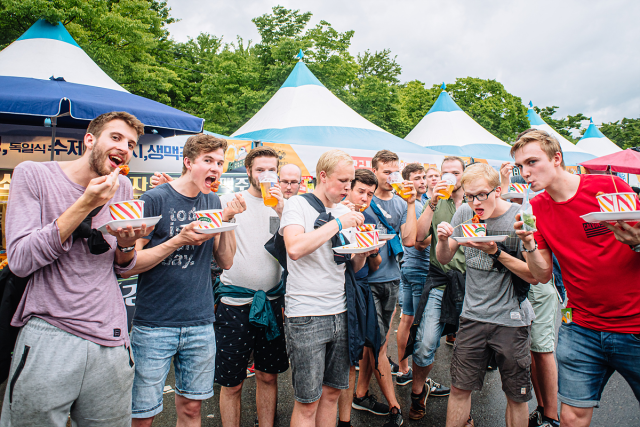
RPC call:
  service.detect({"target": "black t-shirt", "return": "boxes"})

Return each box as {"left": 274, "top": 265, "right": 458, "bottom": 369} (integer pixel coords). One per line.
{"left": 134, "top": 183, "right": 221, "bottom": 327}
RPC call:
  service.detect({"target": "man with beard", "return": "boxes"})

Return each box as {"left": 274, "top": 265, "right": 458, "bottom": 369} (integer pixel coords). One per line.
{"left": 123, "top": 134, "right": 244, "bottom": 427}
{"left": 2, "top": 112, "right": 151, "bottom": 427}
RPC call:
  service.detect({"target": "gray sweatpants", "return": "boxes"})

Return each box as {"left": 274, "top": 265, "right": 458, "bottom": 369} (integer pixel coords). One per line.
{"left": 0, "top": 317, "right": 134, "bottom": 427}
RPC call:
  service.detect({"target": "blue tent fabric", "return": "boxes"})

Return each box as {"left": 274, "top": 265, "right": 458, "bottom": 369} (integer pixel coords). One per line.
{"left": 0, "top": 76, "right": 203, "bottom": 136}
{"left": 17, "top": 19, "right": 80, "bottom": 48}
{"left": 427, "top": 91, "right": 463, "bottom": 114}
{"left": 426, "top": 144, "right": 514, "bottom": 161}
{"left": 236, "top": 126, "right": 444, "bottom": 154}
{"left": 280, "top": 62, "right": 324, "bottom": 89}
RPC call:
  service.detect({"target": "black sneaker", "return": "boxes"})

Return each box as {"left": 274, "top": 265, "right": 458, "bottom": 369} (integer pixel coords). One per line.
{"left": 396, "top": 369, "right": 413, "bottom": 386}
{"left": 352, "top": 391, "right": 390, "bottom": 416}
{"left": 529, "top": 407, "right": 543, "bottom": 427}
{"left": 426, "top": 377, "right": 450, "bottom": 397}
{"left": 540, "top": 417, "right": 560, "bottom": 427}
{"left": 388, "top": 356, "right": 400, "bottom": 375}
{"left": 409, "top": 385, "right": 430, "bottom": 420}
{"left": 382, "top": 407, "right": 403, "bottom": 427}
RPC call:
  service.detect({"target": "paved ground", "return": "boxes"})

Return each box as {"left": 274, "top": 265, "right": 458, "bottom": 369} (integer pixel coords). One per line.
{"left": 1, "top": 307, "right": 638, "bottom": 426}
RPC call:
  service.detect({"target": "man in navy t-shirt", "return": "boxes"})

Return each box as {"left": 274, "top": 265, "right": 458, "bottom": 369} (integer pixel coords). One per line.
{"left": 123, "top": 134, "right": 245, "bottom": 426}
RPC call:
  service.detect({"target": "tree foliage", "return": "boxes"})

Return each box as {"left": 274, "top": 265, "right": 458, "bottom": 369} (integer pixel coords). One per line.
{"left": 0, "top": 1, "right": 635, "bottom": 144}
{"left": 534, "top": 106, "right": 588, "bottom": 143}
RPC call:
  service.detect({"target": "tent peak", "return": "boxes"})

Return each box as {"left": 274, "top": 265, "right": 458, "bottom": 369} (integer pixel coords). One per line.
{"left": 17, "top": 19, "right": 80, "bottom": 48}
{"left": 441, "top": 82, "right": 446, "bottom": 90}
{"left": 280, "top": 61, "right": 324, "bottom": 89}
{"left": 426, "top": 90, "right": 462, "bottom": 115}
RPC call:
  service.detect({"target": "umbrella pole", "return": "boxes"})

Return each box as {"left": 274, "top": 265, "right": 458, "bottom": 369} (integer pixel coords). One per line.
{"left": 49, "top": 116, "right": 57, "bottom": 162}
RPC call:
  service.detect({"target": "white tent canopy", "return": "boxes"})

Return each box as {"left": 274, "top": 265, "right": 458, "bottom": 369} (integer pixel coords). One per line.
{"left": 404, "top": 84, "right": 513, "bottom": 162}
{"left": 526, "top": 101, "right": 595, "bottom": 165}
{"left": 576, "top": 118, "right": 622, "bottom": 157}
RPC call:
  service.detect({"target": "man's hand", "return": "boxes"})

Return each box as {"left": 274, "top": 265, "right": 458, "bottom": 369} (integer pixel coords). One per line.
{"left": 150, "top": 172, "right": 173, "bottom": 188}
{"left": 341, "top": 200, "right": 356, "bottom": 211}
{"left": 80, "top": 169, "right": 121, "bottom": 210}
{"left": 436, "top": 221, "right": 454, "bottom": 242}
{"left": 222, "top": 193, "right": 247, "bottom": 221}
{"left": 461, "top": 240, "right": 498, "bottom": 254}
{"left": 514, "top": 212, "right": 536, "bottom": 248}
{"left": 106, "top": 223, "right": 155, "bottom": 248}
{"left": 270, "top": 183, "right": 285, "bottom": 216}
{"left": 402, "top": 181, "right": 417, "bottom": 204}
{"left": 337, "top": 211, "right": 365, "bottom": 229}
{"left": 500, "top": 162, "right": 513, "bottom": 180}
{"left": 601, "top": 220, "right": 640, "bottom": 246}
{"left": 174, "top": 222, "right": 217, "bottom": 247}
{"left": 431, "top": 180, "right": 451, "bottom": 202}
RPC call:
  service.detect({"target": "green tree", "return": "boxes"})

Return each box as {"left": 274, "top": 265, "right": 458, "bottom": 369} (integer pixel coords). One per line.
{"left": 397, "top": 80, "right": 440, "bottom": 136}
{"left": 600, "top": 118, "right": 640, "bottom": 149}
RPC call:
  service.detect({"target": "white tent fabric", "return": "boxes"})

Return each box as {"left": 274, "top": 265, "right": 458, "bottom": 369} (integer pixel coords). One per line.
{"left": 526, "top": 102, "right": 595, "bottom": 165}
{"left": 404, "top": 86, "right": 513, "bottom": 162}
{"left": 231, "top": 61, "right": 444, "bottom": 171}
{"left": 0, "top": 19, "right": 126, "bottom": 92}
{"left": 576, "top": 118, "right": 622, "bottom": 157}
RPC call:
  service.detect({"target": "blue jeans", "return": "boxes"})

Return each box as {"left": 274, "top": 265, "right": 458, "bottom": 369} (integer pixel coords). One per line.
{"left": 400, "top": 266, "right": 427, "bottom": 316}
{"left": 556, "top": 322, "right": 640, "bottom": 408}
{"left": 413, "top": 288, "right": 445, "bottom": 367}
{"left": 130, "top": 324, "right": 216, "bottom": 418}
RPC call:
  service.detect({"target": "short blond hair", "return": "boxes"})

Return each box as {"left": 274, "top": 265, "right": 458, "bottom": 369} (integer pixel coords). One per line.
{"left": 461, "top": 163, "right": 500, "bottom": 189}
{"left": 425, "top": 167, "right": 441, "bottom": 176}
{"left": 510, "top": 129, "right": 565, "bottom": 169}
{"left": 316, "top": 149, "right": 353, "bottom": 177}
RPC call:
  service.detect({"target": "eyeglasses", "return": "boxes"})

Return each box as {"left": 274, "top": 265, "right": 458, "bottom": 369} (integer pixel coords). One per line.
{"left": 463, "top": 187, "right": 497, "bottom": 203}
{"left": 280, "top": 180, "right": 301, "bottom": 187}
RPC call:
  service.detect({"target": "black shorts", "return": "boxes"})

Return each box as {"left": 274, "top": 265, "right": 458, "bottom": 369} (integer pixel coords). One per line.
{"left": 214, "top": 296, "right": 289, "bottom": 387}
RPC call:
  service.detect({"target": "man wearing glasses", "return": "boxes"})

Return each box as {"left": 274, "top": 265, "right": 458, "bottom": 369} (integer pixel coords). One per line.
{"left": 279, "top": 164, "right": 302, "bottom": 199}
{"left": 436, "top": 163, "right": 537, "bottom": 427}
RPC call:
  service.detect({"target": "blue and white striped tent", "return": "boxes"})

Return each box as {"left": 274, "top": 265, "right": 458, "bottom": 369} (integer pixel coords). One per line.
{"left": 526, "top": 102, "right": 595, "bottom": 165}
{"left": 231, "top": 61, "right": 445, "bottom": 175}
{"left": 0, "top": 19, "right": 203, "bottom": 136}
{"left": 576, "top": 118, "right": 622, "bottom": 157}
{"left": 404, "top": 84, "right": 513, "bottom": 163}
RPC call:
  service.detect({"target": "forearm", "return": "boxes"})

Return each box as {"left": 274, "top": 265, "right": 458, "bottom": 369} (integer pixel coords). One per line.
{"left": 368, "top": 254, "right": 382, "bottom": 272}
{"left": 415, "top": 235, "right": 432, "bottom": 251}
{"left": 56, "top": 197, "right": 95, "bottom": 244}
{"left": 416, "top": 206, "right": 435, "bottom": 242}
{"left": 114, "top": 248, "right": 135, "bottom": 267}
{"left": 121, "top": 237, "right": 182, "bottom": 278}
{"left": 436, "top": 239, "right": 455, "bottom": 265}
{"left": 523, "top": 248, "right": 553, "bottom": 283}
{"left": 214, "top": 231, "right": 236, "bottom": 270}
{"left": 284, "top": 221, "right": 341, "bottom": 260}
{"left": 496, "top": 252, "right": 538, "bottom": 284}
{"left": 401, "top": 202, "right": 417, "bottom": 247}
{"left": 351, "top": 253, "right": 367, "bottom": 273}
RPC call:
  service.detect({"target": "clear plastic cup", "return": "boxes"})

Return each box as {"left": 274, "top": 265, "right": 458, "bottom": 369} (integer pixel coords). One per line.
{"left": 259, "top": 171, "right": 278, "bottom": 208}
{"left": 437, "top": 173, "right": 456, "bottom": 199}
{"left": 388, "top": 172, "right": 411, "bottom": 200}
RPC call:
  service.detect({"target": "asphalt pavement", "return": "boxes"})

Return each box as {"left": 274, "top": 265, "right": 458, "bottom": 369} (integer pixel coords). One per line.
{"left": 1, "top": 307, "right": 639, "bottom": 426}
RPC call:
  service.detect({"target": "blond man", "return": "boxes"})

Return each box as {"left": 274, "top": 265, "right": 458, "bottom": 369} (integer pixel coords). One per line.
{"left": 436, "top": 163, "right": 538, "bottom": 427}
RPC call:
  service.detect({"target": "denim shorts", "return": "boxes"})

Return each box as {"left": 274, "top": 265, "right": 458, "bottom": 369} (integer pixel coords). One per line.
{"left": 413, "top": 288, "right": 445, "bottom": 367}
{"left": 400, "top": 266, "right": 427, "bottom": 316}
{"left": 284, "top": 312, "right": 350, "bottom": 403}
{"left": 130, "top": 323, "right": 216, "bottom": 418}
{"left": 556, "top": 322, "right": 640, "bottom": 408}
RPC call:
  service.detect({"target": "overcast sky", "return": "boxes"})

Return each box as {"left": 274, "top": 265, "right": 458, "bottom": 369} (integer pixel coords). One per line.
{"left": 165, "top": 0, "right": 639, "bottom": 127}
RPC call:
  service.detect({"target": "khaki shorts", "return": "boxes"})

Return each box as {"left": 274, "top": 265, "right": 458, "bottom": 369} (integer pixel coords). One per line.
{"left": 528, "top": 279, "right": 559, "bottom": 353}
{"left": 451, "top": 318, "right": 532, "bottom": 403}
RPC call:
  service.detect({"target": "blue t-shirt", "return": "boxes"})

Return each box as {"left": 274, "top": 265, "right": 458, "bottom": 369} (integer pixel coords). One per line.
{"left": 134, "top": 183, "right": 221, "bottom": 327}
{"left": 365, "top": 195, "right": 407, "bottom": 283}
{"left": 355, "top": 211, "right": 378, "bottom": 281}
{"left": 402, "top": 199, "right": 429, "bottom": 272}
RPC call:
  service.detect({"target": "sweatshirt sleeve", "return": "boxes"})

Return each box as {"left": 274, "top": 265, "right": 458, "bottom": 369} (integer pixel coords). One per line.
{"left": 6, "top": 163, "right": 73, "bottom": 277}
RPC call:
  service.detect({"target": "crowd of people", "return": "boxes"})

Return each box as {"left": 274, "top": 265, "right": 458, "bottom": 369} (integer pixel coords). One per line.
{"left": 1, "top": 111, "right": 639, "bottom": 427}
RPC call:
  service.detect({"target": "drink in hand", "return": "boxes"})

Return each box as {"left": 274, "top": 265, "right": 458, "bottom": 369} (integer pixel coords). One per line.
{"left": 259, "top": 171, "right": 278, "bottom": 208}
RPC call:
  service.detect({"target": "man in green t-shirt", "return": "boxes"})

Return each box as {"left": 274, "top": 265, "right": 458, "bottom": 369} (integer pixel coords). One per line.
{"left": 408, "top": 156, "right": 468, "bottom": 422}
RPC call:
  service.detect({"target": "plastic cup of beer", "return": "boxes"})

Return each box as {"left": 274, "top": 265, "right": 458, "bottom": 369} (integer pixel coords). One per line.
{"left": 437, "top": 173, "right": 456, "bottom": 199}
{"left": 388, "top": 172, "right": 412, "bottom": 200}
{"left": 259, "top": 171, "right": 279, "bottom": 208}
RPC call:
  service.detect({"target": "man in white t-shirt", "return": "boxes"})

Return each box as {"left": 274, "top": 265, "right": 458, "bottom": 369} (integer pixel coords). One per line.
{"left": 280, "top": 149, "right": 370, "bottom": 427}
{"left": 215, "top": 147, "right": 287, "bottom": 427}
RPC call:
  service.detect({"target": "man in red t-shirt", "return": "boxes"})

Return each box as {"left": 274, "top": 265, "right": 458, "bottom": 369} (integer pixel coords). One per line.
{"left": 511, "top": 129, "right": 640, "bottom": 427}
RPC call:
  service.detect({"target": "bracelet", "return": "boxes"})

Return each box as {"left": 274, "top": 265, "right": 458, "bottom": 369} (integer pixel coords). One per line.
{"left": 522, "top": 241, "right": 538, "bottom": 253}
{"left": 429, "top": 201, "right": 437, "bottom": 212}
{"left": 630, "top": 243, "right": 640, "bottom": 253}
{"left": 117, "top": 244, "right": 135, "bottom": 253}
{"left": 335, "top": 218, "right": 343, "bottom": 232}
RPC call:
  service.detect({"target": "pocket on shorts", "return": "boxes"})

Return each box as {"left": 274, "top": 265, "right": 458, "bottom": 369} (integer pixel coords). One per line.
{"left": 286, "top": 316, "right": 313, "bottom": 326}
{"left": 516, "top": 353, "right": 532, "bottom": 369}
{"left": 9, "top": 345, "right": 30, "bottom": 404}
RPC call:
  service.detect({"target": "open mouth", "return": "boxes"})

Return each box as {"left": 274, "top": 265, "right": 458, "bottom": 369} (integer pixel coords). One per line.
{"left": 474, "top": 208, "right": 485, "bottom": 218}
{"left": 108, "top": 154, "right": 124, "bottom": 168}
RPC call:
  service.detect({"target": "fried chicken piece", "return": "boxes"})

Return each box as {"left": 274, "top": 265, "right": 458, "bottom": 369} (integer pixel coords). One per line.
{"left": 471, "top": 214, "right": 481, "bottom": 224}
{"left": 118, "top": 164, "right": 130, "bottom": 176}
{"left": 210, "top": 181, "right": 220, "bottom": 192}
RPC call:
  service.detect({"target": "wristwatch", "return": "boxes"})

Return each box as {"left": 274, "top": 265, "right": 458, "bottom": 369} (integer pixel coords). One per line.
{"left": 488, "top": 247, "right": 502, "bottom": 261}
{"left": 227, "top": 217, "right": 236, "bottom": 224}
{"left": 631, "top": 243, "right": 640, "bottom": 253}
{"left": 117, "top": 244, "right": 135, "bottom": 253}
